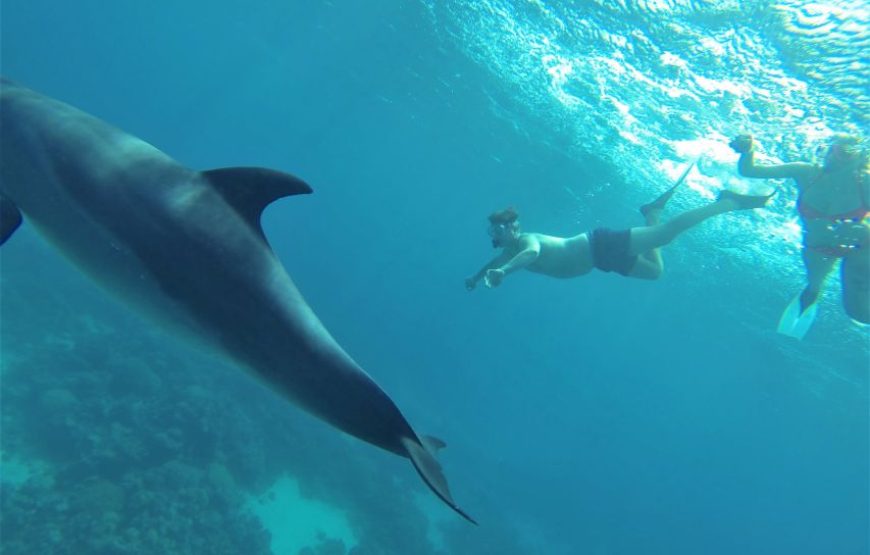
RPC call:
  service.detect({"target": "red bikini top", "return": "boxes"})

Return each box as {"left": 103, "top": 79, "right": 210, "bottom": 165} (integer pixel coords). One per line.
{"left": 798, "top": 170, "right": 869, "bottom": 222}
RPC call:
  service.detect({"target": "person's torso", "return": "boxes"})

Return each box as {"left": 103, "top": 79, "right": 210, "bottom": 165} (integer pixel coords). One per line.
{"left": 797, "top": 167, "right": 868, "bottom": 221}
{"left": 524, "top": 232, "right": 594, "bottom": 278}
{"left": 797, "top": 167, "right": 869, "bottom": 253}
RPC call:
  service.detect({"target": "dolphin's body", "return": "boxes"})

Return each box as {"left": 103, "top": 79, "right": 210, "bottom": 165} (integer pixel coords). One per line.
{"left": 0, "top": 78, "right": 474, "bottom": 523}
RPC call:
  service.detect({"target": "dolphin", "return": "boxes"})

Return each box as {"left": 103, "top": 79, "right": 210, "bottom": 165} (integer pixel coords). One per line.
{"left": 0, "top": 78, "right": 475, "bottom": 524}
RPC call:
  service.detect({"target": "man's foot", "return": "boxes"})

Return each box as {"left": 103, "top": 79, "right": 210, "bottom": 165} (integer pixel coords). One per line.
{"left": 639, "top": 194, "right": 672, "bottom": 219}
{"left": 717, "top": 189, "right": 775, "bottom": 210}
{"left": 639, "top": 157, "right": 699, "bottom": 218}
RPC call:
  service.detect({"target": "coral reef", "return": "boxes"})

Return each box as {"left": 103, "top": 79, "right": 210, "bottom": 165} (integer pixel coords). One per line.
{"left": 1, "top": 263, "right": 531, "bottom": 555}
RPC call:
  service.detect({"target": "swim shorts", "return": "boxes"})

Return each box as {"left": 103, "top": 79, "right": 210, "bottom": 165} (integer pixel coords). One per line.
{"left": 590, "top": 227, "right": 637, "bottom": 276}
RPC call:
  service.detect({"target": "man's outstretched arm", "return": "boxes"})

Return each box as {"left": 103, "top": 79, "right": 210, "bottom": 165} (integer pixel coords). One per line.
{"left": 485, "top": 237, "right": 541, "bottom": 288}
{"left": 465, "top": 253, "right": 509, "bottom": 291}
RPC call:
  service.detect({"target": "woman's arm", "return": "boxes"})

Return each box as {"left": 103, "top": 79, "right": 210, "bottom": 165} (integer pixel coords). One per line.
{"left": 730, "top": 135, "right": 815, "bottom": 181}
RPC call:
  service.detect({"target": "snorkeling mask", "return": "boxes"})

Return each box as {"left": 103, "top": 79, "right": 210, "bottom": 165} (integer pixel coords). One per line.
{"left": 488, "top": 221, "right": 517, "bottom": 247}
{"left": 818, "top": 136, "right": 866, "bottom": 167}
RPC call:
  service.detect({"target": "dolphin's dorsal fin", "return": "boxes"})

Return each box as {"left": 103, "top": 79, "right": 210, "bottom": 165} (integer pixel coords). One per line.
{"left": 202, "top": 167, "right": 312, "bottom": 240}
{"left": 0, "top": 196, "right": 23, "bottom": 246}
{"left": 400, "top": 436, "right": 477, "bottom": 525}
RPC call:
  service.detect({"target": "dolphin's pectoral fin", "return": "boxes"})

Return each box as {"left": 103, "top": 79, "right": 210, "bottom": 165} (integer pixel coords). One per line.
{"left": 400, "top": 436, "right": 477, "bottom": 525}
{"left": 202, "top": 167, "right": 312, "bottom": 238}
{"left": 0, "top": 195, "right": 23, "bottom": 246}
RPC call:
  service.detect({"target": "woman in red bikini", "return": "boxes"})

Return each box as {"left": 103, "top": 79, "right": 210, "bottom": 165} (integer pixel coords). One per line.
{"left": 731, "top": 134, "right": 869, "bottom": 337}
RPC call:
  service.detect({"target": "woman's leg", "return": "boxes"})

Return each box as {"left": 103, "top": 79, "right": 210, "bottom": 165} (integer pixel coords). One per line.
{"left": 799, "top": 248, "right": 838, "bottom": 312}
{"left": 840, "top": 247, "right": 870, "bottom": 323}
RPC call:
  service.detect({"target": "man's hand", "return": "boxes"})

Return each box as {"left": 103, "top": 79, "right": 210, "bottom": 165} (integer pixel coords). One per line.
{"left": 484, "top": 268, "right": 505, "bottom": 288}
{"left": 729, "top": 134, "right": 754, "bottom": 154}
{"left": 464, "top": 277, "right": 477, "bottom": 291}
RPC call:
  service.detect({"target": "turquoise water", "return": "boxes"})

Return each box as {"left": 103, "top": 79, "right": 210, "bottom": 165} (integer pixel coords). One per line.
{"left": 1, "top": 1, "right": 867, "bottom": 554}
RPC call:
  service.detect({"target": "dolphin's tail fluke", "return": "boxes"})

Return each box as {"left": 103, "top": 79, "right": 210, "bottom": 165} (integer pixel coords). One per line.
{"left": 400, "top": 436, "right": 477, "bottom": 525}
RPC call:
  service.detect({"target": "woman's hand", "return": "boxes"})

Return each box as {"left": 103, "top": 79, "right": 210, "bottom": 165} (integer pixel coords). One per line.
{"left": 484, "top": 268, "right": 505, "bottom": 288}
{"left": 729, "top": 134, "right": 755, "bottom": 154}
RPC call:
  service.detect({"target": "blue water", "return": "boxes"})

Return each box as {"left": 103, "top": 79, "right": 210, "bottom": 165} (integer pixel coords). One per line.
{"left": 1, "top": 1, "right": 867, "bottom": 554}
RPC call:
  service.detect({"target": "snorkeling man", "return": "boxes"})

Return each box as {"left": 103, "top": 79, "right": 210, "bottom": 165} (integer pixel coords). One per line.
{"left": 465, "top": 162, "right": 773, "bottom": 290}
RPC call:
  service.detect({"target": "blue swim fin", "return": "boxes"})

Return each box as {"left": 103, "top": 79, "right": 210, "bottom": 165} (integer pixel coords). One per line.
{"left": 777, "top": 294, "right": 818, "bottom": 340}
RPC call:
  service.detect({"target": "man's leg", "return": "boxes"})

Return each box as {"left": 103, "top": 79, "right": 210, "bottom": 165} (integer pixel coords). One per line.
{"left": 628, "top": 198, "right": 736, "bottom": 256}
{"left": 630, "top": 205, "right": 665, "bottom": 279}
{"left": 639, "top": 157, "right": 697, "bottom": 219}
{"left": 628, "top": 190, "right": 773, "bottom": 256}
{"left": 627, "top": 256, "right": 663, "bottom": 280}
